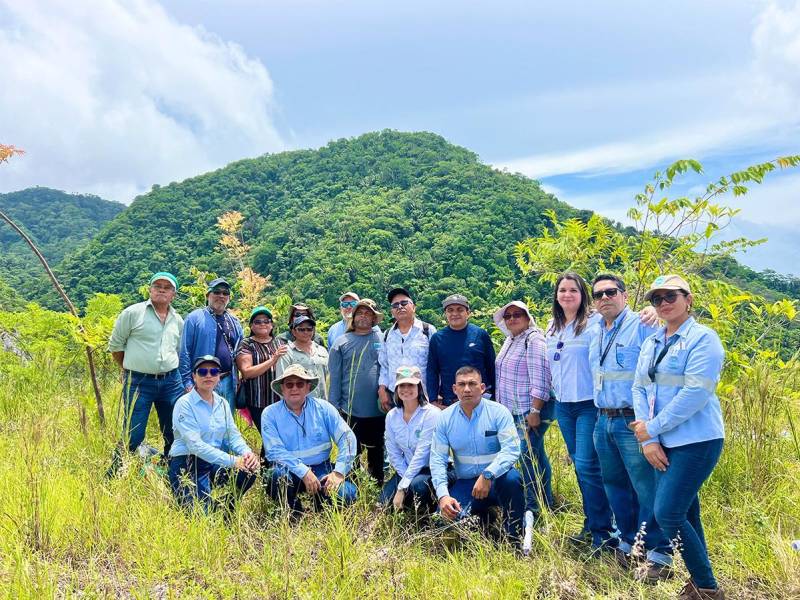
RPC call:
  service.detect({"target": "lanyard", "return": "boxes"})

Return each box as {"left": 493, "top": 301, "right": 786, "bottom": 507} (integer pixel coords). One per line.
{"left": 648, "top": 335, "right": 677, "bottom": 382}
{"left": 599, "top": 321, "right": 622, "bottom": 366}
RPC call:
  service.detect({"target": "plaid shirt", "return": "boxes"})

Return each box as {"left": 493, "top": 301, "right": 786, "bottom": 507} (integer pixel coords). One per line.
{"left": 495, "top": 326, "right": 551, "bottom": 415}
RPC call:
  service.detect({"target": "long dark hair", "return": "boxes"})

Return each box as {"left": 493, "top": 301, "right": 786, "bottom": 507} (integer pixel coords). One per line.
{"left": 549, "top": 272, "right": 590, "bottom": 336}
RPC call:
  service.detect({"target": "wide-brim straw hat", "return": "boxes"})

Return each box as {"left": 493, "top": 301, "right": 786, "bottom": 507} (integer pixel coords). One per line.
{"left": 271, "top": 363, "right": 319, "bottom": 397}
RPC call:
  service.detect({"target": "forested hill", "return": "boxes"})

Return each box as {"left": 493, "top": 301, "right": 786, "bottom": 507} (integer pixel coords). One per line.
{"left": 48, "top": 131, "right": 583, "bottom": 320}
{"left": 0, "top": 188, "right": 124, "bottom": 309}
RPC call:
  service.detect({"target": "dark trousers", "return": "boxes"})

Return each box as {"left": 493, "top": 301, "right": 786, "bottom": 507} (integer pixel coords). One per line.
{"left": 122, "top": 369, "right": 183, "bottom": 456}
{"left": 248, "top": 405, "right": 267, "bottom": 462}
{"left": 346, "top": 414, "right": 386, "bottom": 485}
{"left": 266, "top": 461, "right": 358, "bottom": 514}
{"left": 654, "top": 439, "right": 723, "bottom": 589}
{"left": 448, "top": 468, "right": 525, "bottom": 543}
{"left": 168, "top": 455, "right": 255, "bottom": 513}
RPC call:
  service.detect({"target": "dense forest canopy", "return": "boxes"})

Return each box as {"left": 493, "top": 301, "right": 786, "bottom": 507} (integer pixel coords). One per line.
{"left": 0, "top": 187, "right": 124, "bottom": 307}
{"left": 2, "top": 131, "right": 796, "bottom": 325}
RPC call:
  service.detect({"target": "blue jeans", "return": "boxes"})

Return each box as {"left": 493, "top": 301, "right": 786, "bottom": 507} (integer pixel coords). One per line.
{"left": 514, "top": 401, "right": 555, "bottom": 514}
{"left": 379, "top": 469, "right": 436, "bottom": 512}
{"left": 594, "top": 413, "right": 672, "bottom": 565}
{"left": 266, "top": 461, "right": 357, "bottom": 513}
{"left": 654, "top": 439, "right": 723, "bottom": 589}
{"left": 122, "top": 369, "right": 183, "bottom": 456}
{"left": 215, "top": 375, "right": 237, "bottom": 413}
{"left": 168, "top": 455, "right": 255, "bottom": 512}
{"left": 447, "top": 468, "right": 525, "bottom": 543}
{"left": 555, "top": 400, "right": 615, "bottom": 547}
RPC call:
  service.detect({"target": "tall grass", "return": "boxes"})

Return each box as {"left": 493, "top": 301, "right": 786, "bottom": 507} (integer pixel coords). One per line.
{"left": 1, "top": 355, "right": 799, "bottom": 598}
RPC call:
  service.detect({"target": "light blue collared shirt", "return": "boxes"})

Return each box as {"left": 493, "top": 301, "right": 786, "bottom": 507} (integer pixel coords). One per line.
{"left": 385, "top": 403, "right": 441, "bottom": 490}
{"left": 632, "top": 317, "right": 725, "bottom": 448}
{"left": 430, "top": 398, "right": 520, "bottom": 499}
{"left": 261, "top": 395, "right": 357, "bottom": 479}
{"left": 546, "top": 314, "right": 601, "bottom": 403}
{"left": 170, "top": 389, "right": 251, "bottom": 467}
{"left": 378, "top": 319, "right": 436, "bottom": 393}
{"left": 327, "top": 319, "right": 347, "bottom": 348}
{"left": 590, "top": 308, "right": 658, "bottom": 409}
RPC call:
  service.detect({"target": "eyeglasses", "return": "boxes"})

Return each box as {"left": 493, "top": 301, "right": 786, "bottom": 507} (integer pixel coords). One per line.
{"left": 295, "top": 326, "right": 314, "bottom": 333}
{"left": 340, "top": 300, "right": 358, "bottom": 309}
{"left": 553, "top": 341, "right": 565, "bottom": 361}
{"left": 391, "top": 300, "right": 413, "bottom": 309}
{"left": 195, "top": 367, "right": 220, "bottom": 377}
{"left": 592, "top": 288, "right": 621, "bottom": 300}
{"left": 502, "top": 311, "right": 527, "bottom": 320}
{"left": 282, "top": 380, "right": 307, "bottom": 389}
{"left": 251, "top": 319, "right": 272, "bottom": 325}
{"left": 210, "top": 289, "right": 230, "bottom": 296}
{"left": 650, "top": 291, "right": 685, "bottom": 307}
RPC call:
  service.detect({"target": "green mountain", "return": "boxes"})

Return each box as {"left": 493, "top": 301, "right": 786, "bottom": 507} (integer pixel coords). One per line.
{"left": 0, "top": 188, "right": 125, "bottom": 308}
{"left": 51, "top": 131, "right": 582, "bottom": 322}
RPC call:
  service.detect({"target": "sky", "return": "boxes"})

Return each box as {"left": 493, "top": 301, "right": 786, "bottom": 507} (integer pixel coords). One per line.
{"left": 1, "top": 0, "right": 798, "bottom": 273}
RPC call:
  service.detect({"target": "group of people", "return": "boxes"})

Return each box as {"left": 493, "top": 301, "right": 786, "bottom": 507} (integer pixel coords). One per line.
{"left": 108, "top": 270, "right": 726, "bottom": 600}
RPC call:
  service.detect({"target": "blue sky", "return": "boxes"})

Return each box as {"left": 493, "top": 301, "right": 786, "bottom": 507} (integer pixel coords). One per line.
{"left": 1, "top": 0, "right": 798, "bottom": 272}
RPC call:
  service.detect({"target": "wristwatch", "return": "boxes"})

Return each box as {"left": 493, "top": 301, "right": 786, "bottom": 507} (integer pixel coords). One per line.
{"left": 530, "top": 407, "right": 541, "bottom": 415}
{"left": 481, "top": 469, "right": 495, "bottom": 481}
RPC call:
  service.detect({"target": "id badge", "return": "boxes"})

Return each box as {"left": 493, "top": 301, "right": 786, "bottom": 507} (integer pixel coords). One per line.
{"left": 595, "top": 371, "right": 603, "bottom": 394}
{"left": 648, "top": 394, "right": 656, "bottom": 420}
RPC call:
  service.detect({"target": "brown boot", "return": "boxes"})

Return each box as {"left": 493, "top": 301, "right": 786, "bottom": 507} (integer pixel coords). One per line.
{"left": 678, "top": 580, "right": 725, "bottom": 600}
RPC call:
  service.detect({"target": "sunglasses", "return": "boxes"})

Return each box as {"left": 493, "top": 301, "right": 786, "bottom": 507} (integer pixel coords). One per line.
{"left": 282, "top": 380, "right": 308, "bottom": 389}
{"left": 650, "top": 290, "right": 685, "bottom": 307}
{"left": 251, "top": 319, "right": 272, "bottom": 325}
{"left": 210, "top": 289, "right": 231, "bottom": 296}
{"left": 391, "top": 300, "right": 413, "bottom": 309}
{"left": 295, "top": 326, "right": 314, "bottom": 333}
{"left": 340, "top": 300, "right": 358, "bottom": 308}
{"left": 195, "top": 367, "right": 220, "bottom": 377}
{"left": 502, "top": 311, "right": 527, "bottom": 320}
{"left": 553, "top": 341, "right": 565, "bottom": 361}
{"left": 592, "top": 288, "right": 621, "bottom": 300}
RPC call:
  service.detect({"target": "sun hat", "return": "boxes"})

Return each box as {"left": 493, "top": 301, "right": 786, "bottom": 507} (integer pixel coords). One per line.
{"left": 271, "top": 363, "right": 319, "bottom": 397}
{"left": 492, "top": 300, "right": 534, "bottom": 337}
{"left": 644, "top": 275, "right": 692, "bottom": 301}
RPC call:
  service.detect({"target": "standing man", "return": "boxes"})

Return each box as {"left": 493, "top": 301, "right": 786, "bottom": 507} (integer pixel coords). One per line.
{"left": 107, "top": 272, "right": 184, "bottom": 466}
{"left": 430, "top": 366, "right": 524, "bottom": 546}
{"left": 378, "top": 287, "right": 436, "bottom": 412}
{"left": 589, "top": 274, "right": 672, "bottom": 579}
{"left": 179, "top": 277, "right": 243, "bottom": 410}
{"left": 328, "top": 299, "right": 385, "bottom": 484}
{"left": 426, "top": 294, "right": 496, "bottom": 408}
{"left": 263, "top": 364, "right": 358, "bottom": 514}
{"left": 327, "top": 292, "right": 360, "bottom": 348}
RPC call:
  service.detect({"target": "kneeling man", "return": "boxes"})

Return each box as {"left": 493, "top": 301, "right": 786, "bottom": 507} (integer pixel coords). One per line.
{"left": 430, "top": 366, "right": 524, "bottom": 546}
{"left": 262, "top": 364, "right": 358, "bottom": 514}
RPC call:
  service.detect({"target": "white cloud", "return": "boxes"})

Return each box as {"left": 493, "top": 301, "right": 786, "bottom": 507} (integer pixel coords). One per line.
{"left": 494, "top": 0, "right": 800, "bottom": 181}
{"left": 0, "top": 0, "right": 284, "bottom": 203}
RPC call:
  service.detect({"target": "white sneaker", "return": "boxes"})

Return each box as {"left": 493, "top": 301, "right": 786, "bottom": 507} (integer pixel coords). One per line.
{"left": 522, "top": 510, "right": 534, "bottom": 556}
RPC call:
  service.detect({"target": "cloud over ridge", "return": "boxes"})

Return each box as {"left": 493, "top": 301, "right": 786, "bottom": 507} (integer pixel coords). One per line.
{"left": 0, "top": 0, "right": 284, "bottom": 203}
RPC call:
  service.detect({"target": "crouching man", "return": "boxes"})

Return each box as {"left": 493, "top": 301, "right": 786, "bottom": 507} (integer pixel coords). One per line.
{"left": 430, "top": 366, "right": 524, "bottom": 547}
{"left": 262, "top": 364, "right": 358, "bottom": 514}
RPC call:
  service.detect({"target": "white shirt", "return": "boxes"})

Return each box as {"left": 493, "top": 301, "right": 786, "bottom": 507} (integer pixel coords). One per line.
{"left": 384, "top": 402, "right": 441, "bottom": 490}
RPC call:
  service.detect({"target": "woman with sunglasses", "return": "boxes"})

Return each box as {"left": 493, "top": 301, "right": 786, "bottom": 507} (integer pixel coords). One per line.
{"left": 169, "top": 355, "right": 259, "bottom": 513}
{"left": 546, "top": 272, "right": 616, "bottom": 550}
{"left": 493, "top": 300, "right": 554, "bottom": 528}
{"left": 276, "top": 314, "right": 330, "bottom": 400}
{"left": 235, "top": 306, "right": 288, "bottom": 461}
{"left": 631, "top": 275, "right": 725, "bottom": 600}
{"left": 380, "top": 365, "right": 441, "bottom": 513}
{"left": 277, "top": 303, "right": 326, "bottom": 346}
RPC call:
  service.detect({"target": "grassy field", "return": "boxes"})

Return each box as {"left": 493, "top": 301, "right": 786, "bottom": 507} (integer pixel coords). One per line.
{"left": 1, "top": 358, "right": 799, "bottom": 599}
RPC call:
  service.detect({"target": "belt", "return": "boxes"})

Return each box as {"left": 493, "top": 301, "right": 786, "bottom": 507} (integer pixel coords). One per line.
{"left": 599, "top": 407, "right": 635, "bottom": 417}
{"left": 128, "top": 368, "right": 178, "bottom": 380}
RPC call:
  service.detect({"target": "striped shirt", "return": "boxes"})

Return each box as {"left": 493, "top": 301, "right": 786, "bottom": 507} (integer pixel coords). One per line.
{"left": 235, "top": 337, "right": 283, "bottom": 409}
{"left": 495, "top": 326, "right": 551, "bottom": 415}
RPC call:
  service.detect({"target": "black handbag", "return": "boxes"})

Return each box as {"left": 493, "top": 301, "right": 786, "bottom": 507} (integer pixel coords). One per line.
{"left": 234, "top": 380, "right": 247, "bottom": 410}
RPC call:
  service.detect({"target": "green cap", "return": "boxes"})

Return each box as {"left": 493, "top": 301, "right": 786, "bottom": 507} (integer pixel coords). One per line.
{"left": 149, "top": 272, "right": 178, "bottom": 290}
{"left": 249, "top": 305, "right": 273, "bottom": 322}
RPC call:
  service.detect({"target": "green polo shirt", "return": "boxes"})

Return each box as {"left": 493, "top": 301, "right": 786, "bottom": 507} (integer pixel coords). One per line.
{"left": 108, "top": 300, "right": 184, "bottom": 374}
